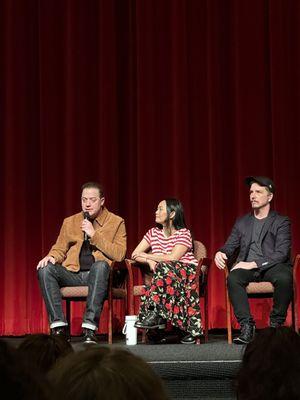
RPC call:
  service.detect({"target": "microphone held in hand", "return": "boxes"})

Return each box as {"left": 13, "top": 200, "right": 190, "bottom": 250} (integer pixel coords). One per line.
{"left": 83, "top": 211, "right": 90, "bottom": 241}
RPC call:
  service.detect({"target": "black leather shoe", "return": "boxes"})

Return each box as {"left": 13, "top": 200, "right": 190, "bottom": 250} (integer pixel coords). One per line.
{"left": 134, "top": 311, "right": 166, "bottom": 329}
{"left": 83, "top": 328, "right": 98, "bottom": 344}
{"left": 180, "top": 334, "right": 200, "bottom": 344}
{"left": 51, "top": 326, "right": 68, "bottom": 340}
{"left": 233, "top": 324, "right": 255, "bottom": 345}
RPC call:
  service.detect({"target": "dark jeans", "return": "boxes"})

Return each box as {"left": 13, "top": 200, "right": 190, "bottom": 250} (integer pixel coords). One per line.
{"left": 227, "top": 263, "right": 293, "bottom": 326}
{"left": 37, "top": 261, "right": 110, "bottom": 330}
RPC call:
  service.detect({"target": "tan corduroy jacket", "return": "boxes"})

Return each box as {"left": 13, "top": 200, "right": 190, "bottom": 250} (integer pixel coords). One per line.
{"left": 47, "top": 207, "right": 126, "bottom": 272}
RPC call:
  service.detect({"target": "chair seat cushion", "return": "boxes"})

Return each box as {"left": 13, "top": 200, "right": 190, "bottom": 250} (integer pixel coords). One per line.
{"left": 60, "top": 286, "right": 126, "bottom": 299}
{"left": 60, "top": 286, "right": 88, "bottom": 297}
{"left": 246, "top": 282, "right": 274, "bottom": 294}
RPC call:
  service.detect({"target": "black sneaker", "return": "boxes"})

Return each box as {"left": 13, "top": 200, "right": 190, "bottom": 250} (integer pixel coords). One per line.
{"left": 134, "top": 311, "right": 166, "bottom": 329}
{"left": 233, "top": 324, "right": 255, "bottom": 345}
{"left": 83, "top": 328, "right": 98, "bottom": 344}
{"left": 51, "top": 326, "right": 68, "bottom": 339}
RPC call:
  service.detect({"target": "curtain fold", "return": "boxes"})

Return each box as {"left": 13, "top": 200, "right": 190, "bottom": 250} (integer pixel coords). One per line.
{"left": 0, "top": 0, "right": 299, "bottom": 334}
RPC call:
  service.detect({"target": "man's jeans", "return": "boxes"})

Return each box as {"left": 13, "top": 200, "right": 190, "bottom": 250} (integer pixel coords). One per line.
{"left": 37, "top": 261, "right": 110, "bottom": 330}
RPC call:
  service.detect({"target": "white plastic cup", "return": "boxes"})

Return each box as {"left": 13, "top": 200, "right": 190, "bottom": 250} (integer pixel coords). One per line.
{"left": 122, "top": 315, "right": 138, "bottom": 345}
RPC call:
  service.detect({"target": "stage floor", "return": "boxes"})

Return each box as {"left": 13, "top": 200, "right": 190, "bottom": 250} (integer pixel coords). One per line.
{"left": 3, "top": 331, "right": 242, "bottom": 399}
{"left": 2, "top": 330, "right": 243, "bottom": 354}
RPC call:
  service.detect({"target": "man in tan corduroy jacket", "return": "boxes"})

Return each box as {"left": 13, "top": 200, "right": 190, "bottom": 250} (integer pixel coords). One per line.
{"left": 37, "top": 182, "right": 126, "bottom": 344}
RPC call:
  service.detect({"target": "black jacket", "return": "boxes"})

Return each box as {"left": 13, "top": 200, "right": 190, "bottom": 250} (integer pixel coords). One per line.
{"left": 220, "top": 210, "right": 291, "bottom": 272}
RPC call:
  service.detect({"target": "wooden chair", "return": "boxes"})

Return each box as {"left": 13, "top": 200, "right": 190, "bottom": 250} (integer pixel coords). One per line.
{"left": 60, "top": 261, "right": 130, "bottom": 344}
{"left": 125, "top": 240, "right": 212, "bottom": 343}
{"left": 224, "top": 254, "right": 300, "bottom": 344}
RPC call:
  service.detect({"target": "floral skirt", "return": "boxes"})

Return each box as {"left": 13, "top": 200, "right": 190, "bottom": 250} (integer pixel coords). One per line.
{"left": 139, "top": 261, "right": 202, "bottom": 336}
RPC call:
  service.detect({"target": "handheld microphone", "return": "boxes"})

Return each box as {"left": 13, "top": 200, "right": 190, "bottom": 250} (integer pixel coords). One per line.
{"left": 83, "top": 211, "right": 90, "bottom": 241}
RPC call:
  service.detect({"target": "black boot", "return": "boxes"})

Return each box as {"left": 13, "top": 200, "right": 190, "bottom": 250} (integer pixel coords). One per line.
{"left": 134, "top": 312, "right": 148, "bottom": 327}
{"left": 233, "top": 323, "right": 255, "bottom": 345}
{"left": 134, "top": 311, "right": 166, "bottom": 329}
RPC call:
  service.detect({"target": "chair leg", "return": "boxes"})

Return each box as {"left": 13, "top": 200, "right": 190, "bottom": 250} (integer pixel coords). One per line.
{"left": 65, "top": 300, "right": 71, "bottom": 336}
{"left": 108, "top": 296, "right": 113, "bottom": 345}
{"left": 127, "top": 285, "right": 135, "bottom": 316}
{"left": 225, "top": 287, "right": 232, "bottom": 344}
{"left": 108, "top": 306, "right": 112, "bottom": 344}
{"left": 204, "top": 292, "right": 209, "bottom": 343}
{"left": 65, "top": 300, "right": 71, "bottom": 325}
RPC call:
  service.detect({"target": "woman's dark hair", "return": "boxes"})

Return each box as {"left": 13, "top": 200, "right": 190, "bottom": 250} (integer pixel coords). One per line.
{"left": 0, "top": 339, "right": 52, "bottom": 400}
{"left": 48, "top": 346, "right": 169, "bottom": 400}
{"left": 157, "top": 198, "right": 187, "bottom": 230}
{"left": 236, "top": 327, "right": 300, "bottom": 400}
{"left": 18, "top": 334, "right": 73, "bottom": 374}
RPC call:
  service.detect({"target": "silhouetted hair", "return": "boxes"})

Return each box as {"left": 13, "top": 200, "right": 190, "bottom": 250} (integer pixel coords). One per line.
{"left": 157, "top": 198, "right": 187, "bottom": 230}
{"left": 48, "top": 346, "right": 169, "bottom": 400}
{"left": 236, "top": 327, "right": 300, "bottom": 400}
{"left": 0, "top": 339, "right": 51, "bottom": 400}
{"left": 81, "top": 182, "right": 104, "bottom": 197}
{"left": 18, "top": 334, "right": 73, "bottom": 374}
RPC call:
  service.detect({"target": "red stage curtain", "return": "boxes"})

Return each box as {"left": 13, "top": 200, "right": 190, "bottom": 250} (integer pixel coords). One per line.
{"left": 0, "top": 0, "right": 300, "bottom": 335}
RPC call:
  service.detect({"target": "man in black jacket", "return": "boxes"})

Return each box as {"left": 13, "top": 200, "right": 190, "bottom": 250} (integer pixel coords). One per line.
{"left": 215, "top": 176, "right": 292, "bottom": 344}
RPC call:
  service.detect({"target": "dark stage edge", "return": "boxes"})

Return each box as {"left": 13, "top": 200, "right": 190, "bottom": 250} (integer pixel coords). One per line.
{"left": 125, "top": 340, "right": 242, "bottom": 400}
{"left": 3, "top": 332, "right": 243, "bottom": 400}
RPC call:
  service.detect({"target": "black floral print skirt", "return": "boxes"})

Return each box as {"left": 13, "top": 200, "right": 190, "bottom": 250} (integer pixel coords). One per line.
{"left": 139, "top": 261, "right": 203, "bottom": 337}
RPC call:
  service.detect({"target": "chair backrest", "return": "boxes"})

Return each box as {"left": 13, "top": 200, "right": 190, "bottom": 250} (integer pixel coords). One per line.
{"left": 193, "top": 240, "right": 210, "bottom": 296}
{"left": 193, "top": 240, "right": 210, "bottom": 279}
{"left": 193, "top": 240, "right": 207, "bottom": 260}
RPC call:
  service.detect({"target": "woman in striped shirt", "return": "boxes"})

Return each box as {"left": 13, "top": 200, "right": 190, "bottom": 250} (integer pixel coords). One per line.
{"left": 132, "top": 198, "right": 202, "bottom": 344}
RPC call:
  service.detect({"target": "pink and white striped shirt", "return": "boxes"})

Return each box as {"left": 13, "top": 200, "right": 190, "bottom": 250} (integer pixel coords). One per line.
{"left": 143, "top": 227, "right": 198, "bottom": 265}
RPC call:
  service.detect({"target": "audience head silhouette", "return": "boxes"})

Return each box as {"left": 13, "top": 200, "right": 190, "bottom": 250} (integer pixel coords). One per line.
{"left": 236, "top": 327, "right": 300, "bottom": 400}
{"left": 48, "top": 346, "right": 169, "bottom": 400}
{"left": 18, "top": 333, "right": 73, "bottom": 374}
{"left": 0, "top": 339, "right": 51, "bottom": 399}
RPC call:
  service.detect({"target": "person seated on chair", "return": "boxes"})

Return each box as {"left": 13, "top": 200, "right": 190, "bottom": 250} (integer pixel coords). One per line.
{"left": 132, "top": 198, "right": 202, "bottom": 344}
{"left": 37, "top": 182, "right": 126, "bottom": 344}
{"left": 214, "top": 176, "right": 292, "bottom": 345}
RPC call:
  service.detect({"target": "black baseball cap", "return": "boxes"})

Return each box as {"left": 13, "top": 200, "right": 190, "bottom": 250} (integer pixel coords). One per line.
{"left": 245, "top": 176, "right": 275, "bottom": 193}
